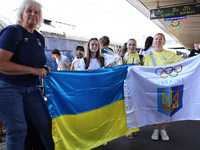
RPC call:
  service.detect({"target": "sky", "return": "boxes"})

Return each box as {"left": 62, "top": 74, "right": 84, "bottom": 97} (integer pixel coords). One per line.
{"left": 0, "top": 0, "right": 182, "bottom": 48}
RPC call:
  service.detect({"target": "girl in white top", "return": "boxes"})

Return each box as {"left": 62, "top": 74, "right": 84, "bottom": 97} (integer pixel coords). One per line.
{"left": 70, "top": 51, "right": 84, "bottom": 70}
{"left": 78, "top": 37, "right": 107, "bottom": 145}
{"left": 139, "top": 36, "right": 154, "bottom": 57}
{"left": 78, "top": 38, "right": 104, "bottom": 71}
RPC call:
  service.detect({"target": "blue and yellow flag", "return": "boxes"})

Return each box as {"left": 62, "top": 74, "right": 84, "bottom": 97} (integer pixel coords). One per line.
{"left": 44, "top": 65, "right": 139, "bottom": 150}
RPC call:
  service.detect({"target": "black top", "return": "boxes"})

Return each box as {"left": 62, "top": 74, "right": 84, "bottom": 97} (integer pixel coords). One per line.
{"left": 189, "top": 49, "right": 200, "bottom": 57}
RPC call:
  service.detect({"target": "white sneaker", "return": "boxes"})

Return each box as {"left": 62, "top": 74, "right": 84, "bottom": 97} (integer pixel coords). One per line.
{"left": 160, "top": 130, "right": 169, "bottom": 141}
{"left": 102, "top": 142, "right": 107, "bottom": 146}
{"left": 151, "top": 129, "right": 159, "bottom": 140}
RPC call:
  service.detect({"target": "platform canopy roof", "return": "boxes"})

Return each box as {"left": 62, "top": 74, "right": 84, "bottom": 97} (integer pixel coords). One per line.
{"left": 127, "top": 0, "right": 200, "bottom": 50}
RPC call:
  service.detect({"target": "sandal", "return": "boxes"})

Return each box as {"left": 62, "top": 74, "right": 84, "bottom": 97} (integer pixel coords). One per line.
{"left": 126, "top": 133, "right": 133, "bottom": 140}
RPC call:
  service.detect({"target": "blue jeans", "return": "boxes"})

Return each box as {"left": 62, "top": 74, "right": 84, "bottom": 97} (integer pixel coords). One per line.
{"left": 0, "top": 80, "right": 54, "bottom": 150}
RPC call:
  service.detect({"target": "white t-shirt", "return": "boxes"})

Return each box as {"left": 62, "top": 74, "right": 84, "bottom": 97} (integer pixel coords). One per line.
{"left": 56, "top": 55, "right": 71, "bottom": 70}
{"left": 77, "top": 58, "right": 102, "bottom": 70}
{"left": 139, "top": 46, "right": 155, "bottom": 57}
{"left": 72, "top": 57, "right": 81, "bottom": 70}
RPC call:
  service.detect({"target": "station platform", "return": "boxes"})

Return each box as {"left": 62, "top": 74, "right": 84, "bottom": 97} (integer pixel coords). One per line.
{"left": 0, "top": 120, "right": 200, "bottom": 150}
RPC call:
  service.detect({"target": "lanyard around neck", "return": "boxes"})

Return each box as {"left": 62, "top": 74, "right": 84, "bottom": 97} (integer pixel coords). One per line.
{"left": 125, "top": 53, "right": 134, "bottom": 64}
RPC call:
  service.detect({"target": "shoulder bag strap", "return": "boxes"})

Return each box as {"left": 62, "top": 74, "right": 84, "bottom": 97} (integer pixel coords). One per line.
{"left": 149, "top": 51, "right": 157, "bottom": 66}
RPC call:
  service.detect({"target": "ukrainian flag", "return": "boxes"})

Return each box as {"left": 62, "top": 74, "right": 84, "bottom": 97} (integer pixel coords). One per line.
{"left": 44, "top": 65, "right": 139, "bottom": 150}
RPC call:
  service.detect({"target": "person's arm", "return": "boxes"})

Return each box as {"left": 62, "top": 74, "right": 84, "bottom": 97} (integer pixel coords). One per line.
{"left": 64, "top": 57, "right": 71, "bottom": 68}
{"left": 57, "top": 65, "right": 61, "bottom": 70}
{"left": 68, "top": 64, "right": 71, "bottom": 68}
{"left": 0, "top": 49, "right": 47, "bottom": 79}
{"left": 43, "top": 65, "right": 52, "bottom": 72}
{"left": 70, "top": 63, "right": 74, "bottom": 70}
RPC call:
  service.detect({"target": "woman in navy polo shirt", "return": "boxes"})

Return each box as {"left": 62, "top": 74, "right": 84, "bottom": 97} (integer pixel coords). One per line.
{"left": 0, "top": 0, "right": 54, "bottom": 149}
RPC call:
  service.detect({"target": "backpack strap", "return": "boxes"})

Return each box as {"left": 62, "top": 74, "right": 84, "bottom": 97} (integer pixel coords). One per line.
{"left": 13, "top": 25, "right": 24, "bottom": 44}
{"left": 15, "top": 25, "right": 45, "bottom": 49}
{"left": 0, "top": 25, "right": 24, "bottom": 44}
{"left": 101, "top": 56, "right": 104, "bottom": 63}
{"left": 84, "top": 57, "right": 87, "bottom": 64}
{"left": 123, "top": 54, "right": 134, "bottom": 64}
{"left": 83, "top": 57, "right": 89, "bottom": 69}
{"left": 35, "top": 30, "right": 45, "bottom": 49}
{"left": 84, "top": 56, "right": 105, "bottom": 68}
{"left": 139, "top": 55, "right": 143, "bottom": 65}
{"left": 123, "top": 55, "right": 126, "bottom": 64}
{"left": 149, "top": 51, "right": 157, "bottom": 66}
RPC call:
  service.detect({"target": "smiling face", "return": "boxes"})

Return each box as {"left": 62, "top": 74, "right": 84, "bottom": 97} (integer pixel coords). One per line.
{"left": 153, "top": 34, "right": 166, "bottom": 49}
{"left": 127, "top": 39, "right": 137, "bottom": 54}
{"left": 89, "top": 40, "right": 99, "bottom": 53}
{"left": 21, "top": 5, "right": 40, "bottom": 29}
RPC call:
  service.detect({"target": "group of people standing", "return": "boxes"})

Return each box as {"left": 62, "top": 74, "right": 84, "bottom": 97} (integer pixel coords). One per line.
{"left": 50, "top": 32, "right": 185, "bottom": 142}
{"left": 0, "top": 0, "right": 198, "bottom": 149}
{"left": 51, "top": 35, "right": 115, "bottom": 71}
{"left": 118, "top": 34, "right": 184, "bottom": 141}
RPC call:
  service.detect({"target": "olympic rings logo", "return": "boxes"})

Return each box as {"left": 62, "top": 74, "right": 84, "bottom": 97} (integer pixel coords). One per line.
{"left": 155, "top": 65, "right": 183, "bottom": 79}
{"left": 163, "top": 18, "right": 188, "bottom": 31}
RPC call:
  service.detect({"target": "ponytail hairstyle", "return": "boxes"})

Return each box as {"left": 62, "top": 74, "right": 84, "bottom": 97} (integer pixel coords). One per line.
{"left": 144, "top": 36, "right": 153, "bottom": 51}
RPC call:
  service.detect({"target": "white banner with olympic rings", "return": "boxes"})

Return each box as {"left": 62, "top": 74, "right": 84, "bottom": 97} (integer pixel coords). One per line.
{"left": 124, "top": 55, "right": 200, "bottom": 129}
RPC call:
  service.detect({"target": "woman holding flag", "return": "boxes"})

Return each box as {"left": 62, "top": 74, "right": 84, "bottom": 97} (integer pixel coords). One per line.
{"left": 124, "top": 38, "right": 140, "bottom": 140}
{"left": 0, "top": 0, "right": 54, "bottom": 149}
{"left": 144, "top": 33, "right": 183, "bottom": 141}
